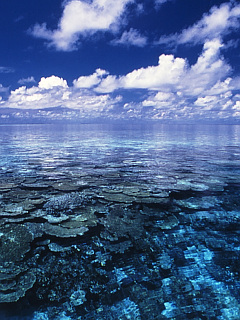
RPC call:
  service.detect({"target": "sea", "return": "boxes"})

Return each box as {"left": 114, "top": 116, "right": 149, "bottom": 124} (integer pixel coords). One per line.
{"left": 0, "top": 123, "right": 240, "bottom": 319}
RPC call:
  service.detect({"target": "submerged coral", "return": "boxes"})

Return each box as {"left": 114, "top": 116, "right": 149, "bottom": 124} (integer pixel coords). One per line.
{"left": 1, "top": 130, "right": 240, "bottom": 320}
{"left": 43, "top": 192, "right": 87, "bottom": 216}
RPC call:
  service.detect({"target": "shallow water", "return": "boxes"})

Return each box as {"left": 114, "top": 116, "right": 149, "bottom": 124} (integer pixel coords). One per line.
{"left": 0, "top": 123, "right": 240, "bottom": 319}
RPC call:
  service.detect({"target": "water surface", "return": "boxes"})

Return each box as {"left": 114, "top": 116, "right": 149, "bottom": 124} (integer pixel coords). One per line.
{"left": 0, "top": 123, "right": 240, "bottom": 319}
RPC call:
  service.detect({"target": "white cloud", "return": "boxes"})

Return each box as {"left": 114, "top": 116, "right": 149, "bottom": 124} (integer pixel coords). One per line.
{"left": 1, "top": 34, "right": 240, "bottom": 121}
{"left": 95, "top": 75, "right": 119, "bottom": 93}
{"left": 18, "top": 76, "right": 36, "bottom": 85}
{"left": 96, "top": 53, "right": 186, "bottom": 92}
{"left": 95, "top": 37, "right": 239, "bottom": 120}
{"left": 96, "top": 38, "right": 231, "bottom": 96}
{"left": 31, "top": 0, "right": 132, "bottom": 51}
{"left": 178, "top": 39, "right": 231, "bottom": 96}
{"left": 112, "top": 28, "right": 147, "bottom": 47}
{"left": 155, "top": 0, "right": 170, "bottom": 3}
{"left": 38, "top": 76, "right": 68, "bottom": 89}
{"left": 6, "top": 85, "right": 65, "bottom": 108}
{"left": 193, "top": 90, "right": 234, "bottom": 118}
{"left": 2, "top": 75, "right": 120, "bottom": 121}
{"left": 202, "top": 78, "right": 232, "bottom": 96}
{"left": 158, "top": 2, "right": 240, "bottom": 46}
{"left": 0, "top": 66, "right": 14, "bottom": 73}
{"left": 155, "top": 0, "right": 173, "bottom": 8}
{"left": 142, "top": 91, "right": 182, "bottom": 108}
{"left": 180, "top": 2, "right": 240, "bottom": 45}
{"left": 73, "top": 69, "right": 108, "bottom": 88}
{"left": 121, "top": 54, "right": 186, "bottom": 89}
{"left": 0, "top": 84, "right": 8, "bottom": 93}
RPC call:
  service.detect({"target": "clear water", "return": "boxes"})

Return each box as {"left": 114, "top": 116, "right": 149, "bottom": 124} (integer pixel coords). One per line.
{"left": 0, "top": 123, "right": 240, "bottom": 319}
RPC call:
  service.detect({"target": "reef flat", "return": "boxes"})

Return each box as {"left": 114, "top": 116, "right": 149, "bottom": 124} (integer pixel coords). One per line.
{"left": 0, "top": 124, "right": 240, "bottom": 320}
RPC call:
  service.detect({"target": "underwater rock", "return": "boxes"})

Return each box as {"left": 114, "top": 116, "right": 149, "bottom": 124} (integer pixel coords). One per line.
{"left": 93, "top": 251, "right": 112, "bottom": 266}
{"left": 0, "top": 224, "right": 33, "bottom": 262}
{"left": 43, "top": 192, "right": 89, "bottom": 216}
{"left": 99, "top": 192, "right": 134, "bottom": 204}
{"left": 100, "top": 205, "right": 145, "bottom": 239}
{"left": 0, "top": 270, "right": 36, "bottom": 303}
{"left": 101, "top": 186, "right": 124, "bottom": 194}
{"left": 1, "top": 135, "right": 240, "bottom": 319}
{"left": 43, "top": 214, "right": 69, "bottom": 224}
{"left": 159, "top": 252, "right": 173, "bottom": 270}
{"left": 3, "top": 189, "right": 43, "bottom": 204}
{"left": 103, "top": 240, "right": 133, "bottom": 253}
{"left": 70, "top": 288, "right": 86, "bottom": 306}
{"left": 24, "top": 222, "right": 45, "bottom": 239}
{"left": 21, "top": 182, "right": 50, "bottom": 190}
{"left": 100, "top": 230, "right": 119, "bottom": 242}
{"left": 149, "top": 189, "right": 170, "bottom": 198}
{"left": 134, "top": 196, "right": 170, "bottom": 205}
{"left": 60, "top": 208, "right": 98, "bottom": 229}
{"left": 0, "top": 263, "right": 27, "bottom": 281}
{"left": 122, "top": 186, "right": 150, "bottom": 198}
{"left": 175, "top": 196, "right": 221, "bottom": 210}
{"left": 32, "top": 312, "right": 49, "bottom": 320}
{"left": 111, "top": 297, "right": 141, "bottom": 320}
{"left": 52, "top": 181, "right": 82, "bottom": 192}
{"left": 43, "top": 223, "right": 89, "bottom": 238}
{"left": 0, "top": 203, "right": 28, "bottom": 217}
{"left": 0, "top": 182, "right": 18, "bottom": 192}
{"left": 174, "top": 179, "right": 209, "bottom": 192}
{"left": 48, "top": 242, "right": 70, "bottom": 253}
{"left": 157, "top": 214, "right": 179, "bottom": 230}
{"left": 29, "top": 197, "right": 46, "bottom": 206}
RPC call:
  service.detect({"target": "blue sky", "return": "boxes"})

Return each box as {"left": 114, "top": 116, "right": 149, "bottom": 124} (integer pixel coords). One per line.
{"left": 1, "top": 0, "right": 240, "bottom": 122}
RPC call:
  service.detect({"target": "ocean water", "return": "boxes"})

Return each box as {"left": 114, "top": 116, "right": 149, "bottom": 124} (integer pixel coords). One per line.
{"left": 0, "top": 123, "right": 240, "bottom": 319}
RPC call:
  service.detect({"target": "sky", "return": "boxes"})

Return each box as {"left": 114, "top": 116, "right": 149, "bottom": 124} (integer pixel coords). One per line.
{"left": 0, "top": 0, "right": 240, "bottom": 123}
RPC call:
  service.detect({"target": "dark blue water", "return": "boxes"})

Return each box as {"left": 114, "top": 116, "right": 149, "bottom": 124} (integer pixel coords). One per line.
{"left": 0, "top": 124, "right": 240, "bottom": 319}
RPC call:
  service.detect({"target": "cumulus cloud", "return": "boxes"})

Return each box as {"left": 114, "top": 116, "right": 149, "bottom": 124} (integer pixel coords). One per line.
{"left": 1, "top": 35, "right": 240, "bottom": 121}
{"left": 178, "top": 39, "right": 231, "bottom": 96}
{"left": 2, "top": 75, "right": 121, "bottom": 121}
{"left": 94, "top": 37, "right": 239, "bottom": 120}
{"left": 112, "top": 28, "right": 147, "bottom": 47}
{"left": 38, "top": 76, "right": 68, "bottom": 89}
{"left": 142, "top": 91, "right": 183, "bottom": 108}
{"left": 73, "top": 69, "right": 108, "bottom": 88}
{"left": 31, "top": 0, "right": 132, "bottom": 51}
{"left": 96, "top": 53, "right": 186, "bottom": 92}
{"left": 122, "top": 54, "right": 186, "bottom": 89}
{"left": 18, "top": 77, "right": 36, "bottom": 85}
{"left": 158, "top": 2, "right": 240, "bottom": 46}
{"left": 96, "top": 38, "right": 231, "bottom": 96}
{"left": 6, "top": 85, "right": 67, "bottom": 109}
{"left": 94, "top": 75, "right": 119, "bottom": 93}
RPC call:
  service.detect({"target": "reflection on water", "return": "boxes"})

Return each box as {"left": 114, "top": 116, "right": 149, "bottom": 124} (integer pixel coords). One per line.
{"left": 0, "top": 124, "right": 240, "bottom": 319}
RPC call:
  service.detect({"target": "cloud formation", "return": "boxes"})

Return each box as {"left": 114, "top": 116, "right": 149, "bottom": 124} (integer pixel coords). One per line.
{"left": 2, "top": 36, "right": 239, "bottom": 122}
{"left": 154, "top": 0, "right": 173, "bottom": 8}
{"left": 0, "top": 84, "right": 8, "bottom": 93}
{"left": 96, "top": 38, "right": 229, "bottom": 95}
{"left": 96, "top": 53, "right": 186, "bottom": 92}
{"left": 38, "top": 76, "right": 68, "bottom": 89}
{"left": 73, "top": 69, "right": 108, "bottom": 89}
{"left": 31, "top": 0, "right": 132, "bottom": 51}
{"left": 18, "top": 77, "right": 36, "bottom": 85}
{"left": 112, "top": 28, "right": 147, "bottom": 47}
{"left": 158, "top": 2, "right": 240, "bottom": 46}
{"left": 2, "top": 75, "right": 121, "bottom": 121}
{"left": 2, "top": 1, "right": 240, "bottom": 122}
{"left": 0, "top": 66, "right": 14, "bottom": 73}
